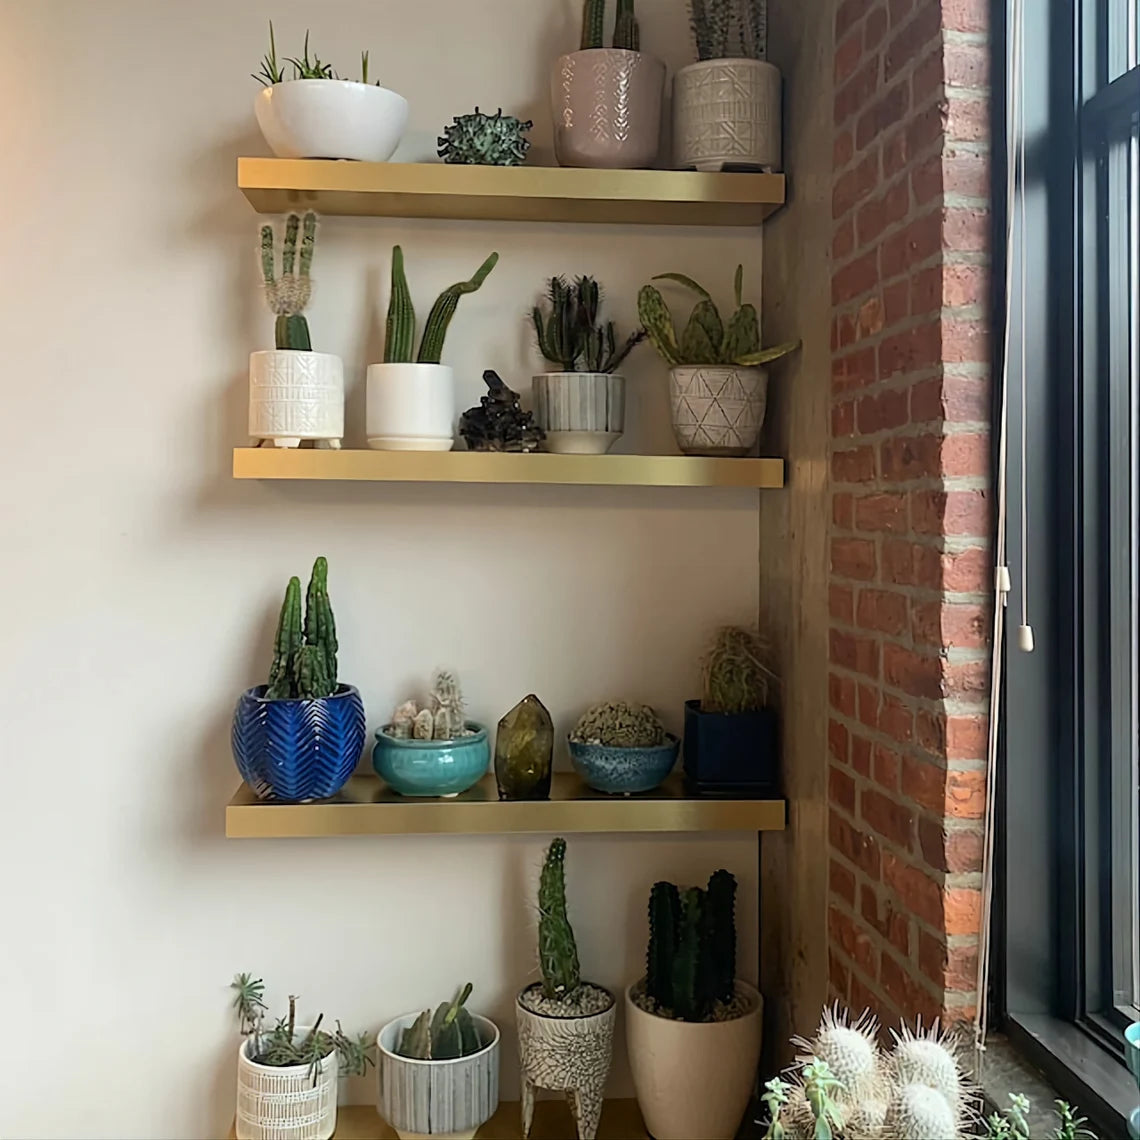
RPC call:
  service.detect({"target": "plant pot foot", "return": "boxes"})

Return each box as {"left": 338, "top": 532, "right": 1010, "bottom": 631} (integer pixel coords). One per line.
{"left": 568, "top": 1085, "right": 604, "bottom": 1140}
{"left": 315, "top": 438, "right": 342, "bottom": 449}
{"left": 521, "top": 1078, "right": 535, "bottom": 1138}
{"left": 271, "top": 437, "right": 301, "bottom": 449}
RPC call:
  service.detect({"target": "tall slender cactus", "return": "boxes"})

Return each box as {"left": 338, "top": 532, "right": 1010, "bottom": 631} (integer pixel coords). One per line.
{"left": 613, "top": 0, "right": 641, "bottom": 50}
{"left": 416, "top": 252, "right": 499, "bottom": 364}
{"left": 580, "top": 0, "right": 605, "bottom": 49}
{"left": 384, "top": 246, "right": 416, "bottom": 363}
{"left": 537, "top": 838, "right": 581, "bottom": 999}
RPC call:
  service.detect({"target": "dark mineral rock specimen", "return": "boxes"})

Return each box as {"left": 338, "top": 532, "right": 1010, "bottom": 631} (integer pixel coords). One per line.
{"left": 459, "top": 370, "right": 545, "bottom": 453}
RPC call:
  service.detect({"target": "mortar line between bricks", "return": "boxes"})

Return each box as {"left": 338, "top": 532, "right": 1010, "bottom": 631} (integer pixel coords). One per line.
{"left": 829, "top": 703, "right": 989, "bottom": 771}
{"left": 832, "top": 749, "right": 988, "bottom": 825}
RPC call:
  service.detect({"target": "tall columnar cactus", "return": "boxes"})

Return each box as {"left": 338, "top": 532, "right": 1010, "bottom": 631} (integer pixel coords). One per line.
{"left": 613, "top": 0, "right": 641, "bottom": 50}
{"left": 581, "top": 0, "right": 605, "bottom": 49}
{"left": 264, "top": 557, "right": 338, "bottom": 701}
{"left": 538, "top": 837, "right": 581, "bottom": 1000}
{"left": 260, "top": 211, "right": 317, "bottom": 351}
{"left": 703, "top": 868, "right": 737, "bottom": 1004}
{"left": 646, "top": 881, "right": 681, "bottom": 1008}
{"left": 267, "top": 577, "right": 303, "bottom": 699}
{"left": 417, "top": 252, "right": 500, "bottom": 364}
{"left": 384, "top": 246, "right": 415, "bottom": 363}
{"left": 671, "top": 888, "right": 704, "bottom": 1021}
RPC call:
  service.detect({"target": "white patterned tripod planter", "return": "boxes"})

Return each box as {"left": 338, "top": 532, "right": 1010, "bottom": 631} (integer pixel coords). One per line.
{"left": 249, "top": 350, "right": 344, "bottom": 448}
{"left": 235, "top": 1030, "right": 338, "bottom": 1140}
{"left": 670, "top": 365, "right": 769, "bottom": 456}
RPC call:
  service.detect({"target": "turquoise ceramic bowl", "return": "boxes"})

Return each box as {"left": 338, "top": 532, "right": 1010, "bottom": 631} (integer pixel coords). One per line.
{"left": 1125, "top": 1020, "right": 1140, "bottom": 1085}
{"left": 373, "top": 722, "right": 490, "bottom": 797}
{"left": 568, "top": 734, "right": 680, "bottom": 795}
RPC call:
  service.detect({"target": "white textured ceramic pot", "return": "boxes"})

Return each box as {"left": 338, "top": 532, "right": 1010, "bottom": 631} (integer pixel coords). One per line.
{"left": 376, "top": 1012, "right": 500, "bottom": 1140}
{"left": 249, "top": 350, "right": 344, "bottom": 448}
{"left": 670, "top": 364, "right": 768, "bottom": 456}
{"left": 366, "top": 363, "right": 455, "bottom": 451}
{"left": 552, "top": 48, "right": 666, "bottom": 169}
{"left": 255, "top": 80, "right": 409, "bottom": 162}
{"left": 235, "top": 1029, "right": 338, "bottom": 1140}
{"left": 674, "top": 59, "right": 782, "bottom": 172}
{"left": 531, "top": 372, "right": 625, "bottom": 454}
{"left": 625, "top": 981, "right": 763, "bottom": 1140}
{"left": 516, "top": 983, "right": 616, "bottom": 1140}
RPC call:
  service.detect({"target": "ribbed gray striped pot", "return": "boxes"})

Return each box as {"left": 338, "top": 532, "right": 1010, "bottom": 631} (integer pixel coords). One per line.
{"left": 376, "top": 1012, "right": 500, "bottom": 1140}
{"left": 531, "top": 372, "right": 625, "bottom": 454}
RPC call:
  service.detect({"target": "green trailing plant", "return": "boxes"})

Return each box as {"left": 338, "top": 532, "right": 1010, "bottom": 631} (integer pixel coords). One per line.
{"left": 639, "top": 265, "right": 799, "bottom": 368}
{"left": 382, "top": 246, "right": 500, "bottom": 365}
{"left": 802, "top": 1060, "right": 844, "bottom": 1140}
{"left": 702, "top": 625, "right": 776, "bottom": 713}
{"left": 570, "top": 701, "right": 665, "bottom": 747}
{"left": 643, "top": 870, "right": 737, "bottom": 1021}
{"left": 252, "top": 23, "right": 383, "bottom": 85}
{"left": 438, "top": 108, "right": 533, "bottom": 166}
{"left": 533, "top": 276, "right": 646, "bottom": 373}
{"left": 386, "top": 670, "right": 472, "bottom": 741}
{"left": 265, "top": 556, "right": 339, "bottom": 700}
{"left": 396, "top": 983, "right": 483, "bottom": 1060}
{"left": 260, "top": 212, "right": 317, "bottom": 351}
{"left": 687, "top": 0, "right": 767, "bottom": 61}
{"left": 230, "top": 973, "right": 373, "bottom": 1086}
{"left": 538, "top": 837, "right": 581, "bottom": 1000}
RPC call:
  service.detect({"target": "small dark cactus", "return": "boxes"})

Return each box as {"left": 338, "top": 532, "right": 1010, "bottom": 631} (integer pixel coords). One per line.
{"left": 646, "top": 881, "right": 681, "bottom": 1008}
{"left": 538, "top": 837, "right": 581, "bottom": 1000}
{"left": 265, "top": 557, "right": 338, "bottom": 701}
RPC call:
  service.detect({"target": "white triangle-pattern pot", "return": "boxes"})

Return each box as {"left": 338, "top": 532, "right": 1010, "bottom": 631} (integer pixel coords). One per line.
{"left": 669, "top": 365, "right": 768, "bottom": 456}
{"left": 249, "top": 350, "right": 344, "bottom": 448}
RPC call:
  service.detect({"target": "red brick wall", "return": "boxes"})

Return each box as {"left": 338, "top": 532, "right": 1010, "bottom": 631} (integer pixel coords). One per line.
{"left": 827, "top": 0, "right": 992, "bottom": 1028}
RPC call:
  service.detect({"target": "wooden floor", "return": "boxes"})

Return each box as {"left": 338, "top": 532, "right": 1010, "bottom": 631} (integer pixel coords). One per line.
{"left": 229, "top": 1099, "right": 647, "bottom": 1138}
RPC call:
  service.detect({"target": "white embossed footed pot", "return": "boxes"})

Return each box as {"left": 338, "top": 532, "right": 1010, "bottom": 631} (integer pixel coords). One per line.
{"left": 366, "top": 363, "right": 455, "bottom": 451}
{"left": 552, "top": 49, "right": 665, "bottom": 169}
{"left": 625, "top": 980, "right": 762, "bottom": 1140}
{"left": 255, "top": 80, "right": 409, "bottom": 162}
{"left": 531, "top": 372, "right": 625, "bottom": 454}
{"left": 249, "top": 350, "right": 344, "bottom": 448}
{"left": 670, "top": 365, "right": 768, "bottom": 456}
{"left": 235, "top": 1029, "right": 338, "bottom": 1140}
{"left": 674, "top": 59, "right": 782, "bottom": 172}
{"left": 376, "top": 1012, "right": 500, "bottom": 1139}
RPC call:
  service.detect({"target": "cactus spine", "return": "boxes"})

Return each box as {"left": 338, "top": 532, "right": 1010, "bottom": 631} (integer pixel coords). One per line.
{"left": 613, "top": 0, "right": 641, "bottom": 51}
{"left": 264, "top": 557, "right": 338, "bottom": 701}
{"left": 538, "top": 837, "right": 581, "bottom": 1000}
{"left": 580, "top": 0, "right": 605, "bottom": 49}
{"left": 646, "top": 881, "right": 680, "bottom": 1008}
{"left": 260, "top": 212, "right": 317, "bottom": 351}
{"left": 417, "top": 252, "right": 500, "bottom": 364}
{"left": 384, "top": 245, "right": 415, "bottom": 363}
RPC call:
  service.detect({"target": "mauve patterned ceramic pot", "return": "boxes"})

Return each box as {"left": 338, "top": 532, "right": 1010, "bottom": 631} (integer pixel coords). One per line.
{"left": 552, "top": 48, "right": 665, "bottom": 169}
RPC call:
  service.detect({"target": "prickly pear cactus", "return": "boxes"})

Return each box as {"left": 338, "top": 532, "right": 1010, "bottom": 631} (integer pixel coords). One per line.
{"left": 538, "top": 838, "right": 581, "bottom": 1000}
{"left": 438, "top": 107, "right": 533, "bottom": 166}
{"left": 570, "top": 701, "right": 665, "bottom": 748}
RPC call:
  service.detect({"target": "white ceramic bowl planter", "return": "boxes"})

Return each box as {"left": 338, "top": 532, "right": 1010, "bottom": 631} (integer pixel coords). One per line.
{"left": 367, "top": 363, "right": 455, "bottom": 451}
{"left": 249, "top": 350, "right": 344, "bottom": 448}
{"left": 531, "top": 371, "right": 626, "bottom": 454}
{"left": 625, "top": 980, "right": 763, "bottom": 1140}
{"left": 235, "top": 1029, "right": 338, "bottom": 1140}
{"left": 256, "top": 80, "right": 409, "bottom": 162}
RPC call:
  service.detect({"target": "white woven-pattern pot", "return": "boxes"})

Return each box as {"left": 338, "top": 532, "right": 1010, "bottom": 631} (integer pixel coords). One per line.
{"left": 235, "top": 1030, "right": 338, "bottom": 1140}
{"left": 249, "top": 350, "right": 344, "bottom": 448}
{"left": 670, "top": 365, "right": 768, "bottom": 456}
{"left": 673, "top": 59, "right": 781, "bottom": 172}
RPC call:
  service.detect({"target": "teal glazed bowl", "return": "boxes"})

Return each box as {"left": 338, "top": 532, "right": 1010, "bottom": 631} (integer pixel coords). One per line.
{"left": 568, "top": 733, "right": 680, "bottom": 795}
{"left": 1125, "top": 1020, "right": 1140, "bottom": 1085}
{"left": 373, "top": 722, "right": 490, "bottom": 797}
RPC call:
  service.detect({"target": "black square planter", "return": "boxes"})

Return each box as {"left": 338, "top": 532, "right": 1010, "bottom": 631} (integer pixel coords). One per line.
{"left": 682, "top": 699, "right": 781, "bottom": 797}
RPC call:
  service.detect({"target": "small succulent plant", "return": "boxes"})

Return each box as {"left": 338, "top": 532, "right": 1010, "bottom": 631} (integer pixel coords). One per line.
{"left": 702, "top": 626, "right": 776, "bottom": 714}
{"left": 260, "top": 212, "right": 317, "bottom": 351}
{"left": 252, "top": 23, "right": 382, "bottom": 85}
{"left": 265, "top": 557, "right": 338, "bottom": 701}
{"left": 387, "top": 670, "right": 472, "bottom": 741}
{"left": 533, "top": 276, "right": 646, "bottom": 373}
{"left": 396, "top": 983, "right": 483, "bottom": 1060}
{"left": 438, "top": 107, "right": 533, "bottom": 166}
{"left": 570, "top": 701, "right": 665, "bottom": 748}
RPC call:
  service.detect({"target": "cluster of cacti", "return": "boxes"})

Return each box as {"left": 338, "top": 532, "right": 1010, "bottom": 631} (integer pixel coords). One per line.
{"left": 384, "top": 245, "right": 500, "bottom": 365}
{"left": 639, "top": 265, "right": 800, "bottom": 368}
{"left": 533, "top": 276, "right": 646, "bottom": 374}
{"left": 687, "top": 0, "right": 767, "bottom": 61}
{"left": 702, "top": 625, "right": 776, "bottom": 713}
{"left": 645, "top": 871, "right": 737, "bottom": 1021}
{"left": 388, "top": 670, "right": 471, "bottom": 741}
{"left": 396, "top": 983, "right": 483, "bottom": 1060}
{"left": 253, "top": 23, "right": 382, "bottom": 85}
{"left": 438, "top": 107, "right": 533, "bottom": 166}
{"left": 570, "top": 701, "right": 665, "bottom": 748}
{"left": 538, "top": 837, "right": 582, "bottom": 1000}
{"left": 260, "top": 212, "right": 317, "bottom": 351}
{"left": 265, "top": 557, "right": 338, "bottom": 700}
{"left": 580, "top": 0, "right": 642, "bottom": 51}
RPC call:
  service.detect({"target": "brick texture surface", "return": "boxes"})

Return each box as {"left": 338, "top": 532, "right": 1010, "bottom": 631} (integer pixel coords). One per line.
{"left": 827, "top": 0, "right": 991, "bottom": 1026}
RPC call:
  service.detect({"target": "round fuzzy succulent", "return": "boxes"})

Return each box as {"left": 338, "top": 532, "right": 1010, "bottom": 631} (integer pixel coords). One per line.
{"left": 570, "top": 701, "right": 666, "bottom": 748}
{"left": 795, "top": 1004, "right": 883, "bottom": 1105}
{"left": 888, "top": 1024, "right": 965, "bottom": 1117}
{"left": 883, "top": 1082, "right": 958, "bottom": 1140}
{"left": 844, "top": 1097, "right": 888, "bottom": 1139}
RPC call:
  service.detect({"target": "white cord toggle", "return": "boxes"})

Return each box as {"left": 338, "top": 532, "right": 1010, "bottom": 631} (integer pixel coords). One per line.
{"left": 1017, "top": 624, "right": 1035, "bottom": 652}
{"left": 996, "top": 566, "right": 1012, "bottom": 595}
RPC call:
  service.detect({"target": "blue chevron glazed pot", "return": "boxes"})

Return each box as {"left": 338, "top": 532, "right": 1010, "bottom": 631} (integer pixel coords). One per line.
{"left": 232, "top": 684, "right": 366, "bottom": 802}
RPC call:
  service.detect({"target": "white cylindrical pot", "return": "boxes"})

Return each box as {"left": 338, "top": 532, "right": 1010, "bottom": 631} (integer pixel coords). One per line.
{"left": 249, "top": 350, "right": 344, "bottom": 448}
{"left": 367, "top": 363, "right": 456, "bottom": 451}
{"left": 625, "top": 981, "right": 763, "bottom": 1140}
{"left": 673, "top": 59, "right": 782, "bottom": 172}
{"left": 235, "top": 1029, "right": 338, "bottom": 1140}
{"left": 376, "top": 1012, "right": 500, "bottom": 1140}
{"left": 255, "top": 80, "right": 409, "bottom": 162}
{"left": 670, "top": 365, "right": 768, "bottom": 456}
{"left": 532, "top": 371, "right": 625, "bottom": 454}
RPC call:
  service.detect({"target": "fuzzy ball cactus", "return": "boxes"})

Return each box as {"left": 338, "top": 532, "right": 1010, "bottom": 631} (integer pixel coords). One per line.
{"left": 437, "top": 107, "right": 533, "bottom": 166}
{"left": 884, "top": 1083, "right": 958, "bottom": 1140}
{"left": 260, "top": 211, "right": 317, "bottom": 351}
{"left": 570, "top": 700, "right": 665, "bottom": 748}
{"left": 702, "top": 625, "right": 776, "bottom": 714}
{"left": 538, "top": 837, "right": 581, "bottom": 1000}
{"left": 888, "top": 1024, "right": 966, "bottom": 1117}
{"left": 793, "top": 1005, "right": 882, "bottom": 1106}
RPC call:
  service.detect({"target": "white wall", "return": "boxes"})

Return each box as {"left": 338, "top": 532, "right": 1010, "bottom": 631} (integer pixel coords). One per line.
{"left": 0, "top": 2, "right": 770, "bottom": 1136}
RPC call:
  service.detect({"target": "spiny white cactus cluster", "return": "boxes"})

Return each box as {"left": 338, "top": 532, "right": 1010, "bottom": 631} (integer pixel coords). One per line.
{"left": 265, "top": 275, "right": 312, "bottom": 317}
{"left": 388, "top": 670, "right": 473, "bottom": 742}
{"left": 763, "top": 1005, "right": 979, "bottom": 1140}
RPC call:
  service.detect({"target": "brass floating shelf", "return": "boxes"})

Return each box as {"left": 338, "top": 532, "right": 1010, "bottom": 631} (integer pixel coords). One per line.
{"left": 225, "top": 773, "right": 787, "bottom": 839}
{"left": 232, "top": 448, "right": 784, "bottom": 488}
{"left": 238, "top": 158, "right": 786, "bottom": 226}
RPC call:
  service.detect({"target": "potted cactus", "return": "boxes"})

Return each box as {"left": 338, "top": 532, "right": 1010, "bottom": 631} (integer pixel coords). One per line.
{"left": 376, "top": 983, "right": 501, "bottom": 1138}
{"left": 639, "top": 265, "right": 799, "bottom": 456}
{"left": 568, "top": 700, "right": 678, "bottom": 794}
{"left": 372, "top": 670, "right": 491, "bottom": 797}
{"left": 625, "top": 872, "right": 762, "bottom": 1140}
{"left": 367, "top": 245, "right": 499, "bottom": 451}
{"left": 250, "top": 212, "right": 345, "bottom": 449}
{"left": 517, "top": 838, "right": 616, "bottom": 1140}
{"left": 684, "top": 626, "right": 780, "bottom": 796}
{"left": 551, "top": 0, "right": 665, "bottom": 169}
{"left": 531, "top": 276, "right": 646, "bottom": 454}
{"left": 252, "top": 24, "right": 408, "bottom": 162}
{"left": 674, "top": 0, "right": 781, "bottom": 172}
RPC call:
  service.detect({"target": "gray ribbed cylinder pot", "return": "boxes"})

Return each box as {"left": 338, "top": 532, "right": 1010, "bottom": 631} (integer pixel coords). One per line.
{"left": 531, "top": 371, "right": 625, "bottom": 454}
